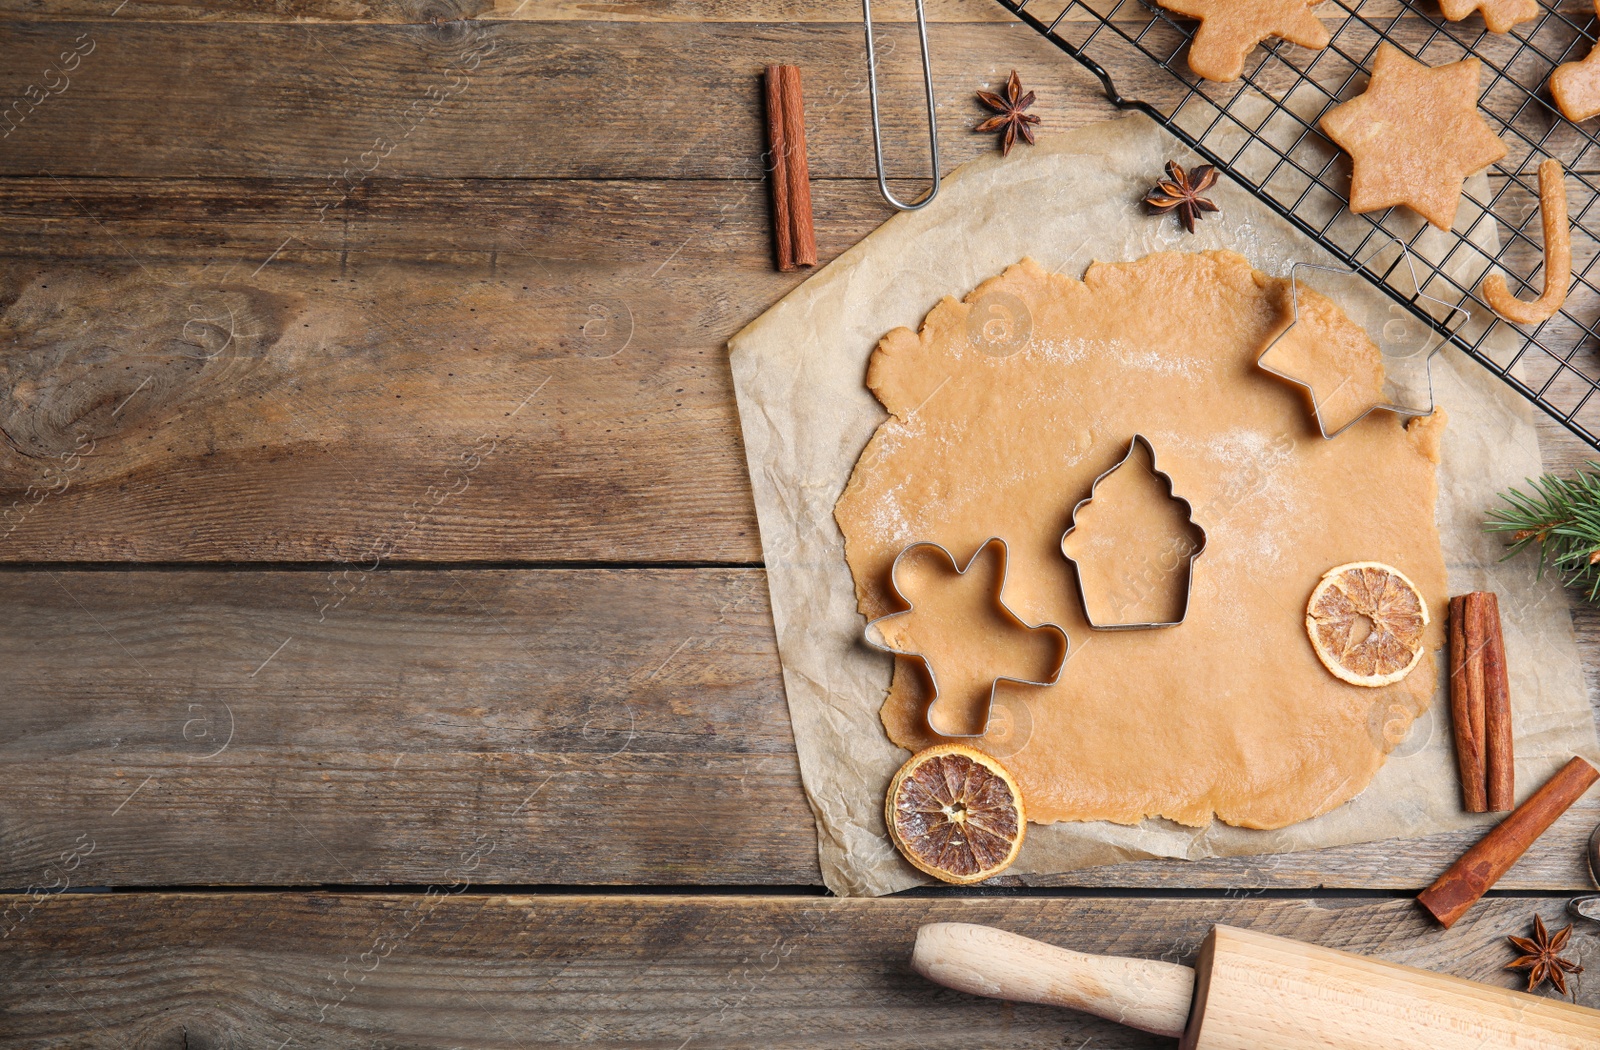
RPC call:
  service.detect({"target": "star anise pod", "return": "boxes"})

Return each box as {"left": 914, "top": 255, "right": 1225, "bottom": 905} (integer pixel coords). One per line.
{"left": 1143, "top": 160, "right": 1220, "bottom": 234}
{"left": 1506, "top": 914, "right": 1584, "bottom": 997}
{"left": 975, "top": 70, "right": 1040, "bottom": 156}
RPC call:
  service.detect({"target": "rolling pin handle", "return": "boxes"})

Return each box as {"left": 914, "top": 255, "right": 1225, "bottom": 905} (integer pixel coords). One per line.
{"left": 911, "top": 922, "right": 1195, "bottom": 1039}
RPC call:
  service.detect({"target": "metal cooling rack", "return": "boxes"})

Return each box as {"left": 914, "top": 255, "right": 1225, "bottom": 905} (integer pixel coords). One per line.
{"left": 998, "top": 0, "right": 1600, "bottom": 448}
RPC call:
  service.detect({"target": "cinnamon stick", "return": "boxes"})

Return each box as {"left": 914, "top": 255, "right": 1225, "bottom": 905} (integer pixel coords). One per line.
{"left": 777, "top": 64, "right": 816, "bottom": 268}
{"left": 1448, "top": 595, "right": 1488, "bottom": 813}
{"left": 1480, "top": 592, "right": 1515, "bottom": 812}
{"left": 1417, "top": 755, "right": 1598, "bottom": 928}
{"left": 763, "top": 65, "right": 794, "bottom": 272}
{"left": 1463, "top": 592, "right": 1488, "bottom": 761}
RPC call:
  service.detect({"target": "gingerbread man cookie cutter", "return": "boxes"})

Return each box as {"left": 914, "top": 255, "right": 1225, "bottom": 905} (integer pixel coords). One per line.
{"left": 864, "top": 536, "right": 1068, "bottom": 739}
{"left": 1257, "top": 238, "right": 1469, "bottom": 439}
{"left": 1060, "top": 434, "right": 1207, "bottom": 630}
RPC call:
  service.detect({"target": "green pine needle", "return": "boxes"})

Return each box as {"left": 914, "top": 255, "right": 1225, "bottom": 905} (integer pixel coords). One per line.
{"left": 1486, "top": 461, "right": 1600, "bottom": 602}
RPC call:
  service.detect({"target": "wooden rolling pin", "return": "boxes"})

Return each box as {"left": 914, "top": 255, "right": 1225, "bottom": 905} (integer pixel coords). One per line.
{"left": 913, "top": 922, "right": 1600, "bottom": 1049}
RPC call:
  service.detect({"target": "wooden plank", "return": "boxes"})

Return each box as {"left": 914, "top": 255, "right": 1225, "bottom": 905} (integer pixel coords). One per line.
{"left": 0, "top": 0, "right": 1591, "bottom": 23}
{"left": 0, "top": 17, "right": 1589, "bottom": 184}
{"left": 0, "top": 174, "right": 904, "bottom": 258}
{"left": 0, "top": 244, "right": 767, "bottom": 561}
{"left": 2, "top": 566, "right": 1596, "bottom": 890}
{"left": 0, "top": 174, "right": 888, "bottom": 562}
{"left": 0, "top": 20, "right": 1112, "bottom": 180}
{"left": 0, "top": 0, "right": 1014, "bottom": 22}
{"left": 1, "top": 893, "right": 1594, "bottom": 1046}
{"left": 0, "top": 568, "right": 822, "bottom": 888}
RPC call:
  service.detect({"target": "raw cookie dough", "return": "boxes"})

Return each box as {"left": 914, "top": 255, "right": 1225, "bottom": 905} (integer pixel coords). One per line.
{"left": 1156, "top": 0, "right": 1330, "bottom": 82}
{"left": 1060, "top": 436, "right": 1206, "bottom": 627}
{"left": 867, "top": 539, "right": 1066, "bottom": 738}
{"left": 1320, "top": 44, "right": 1507, "bottom": 231}
{"left": 834, "top": 251, "right": 1449, "bottom": 830}
{"left": 1257, "top": 279, "right": 1389, "bottom": 435}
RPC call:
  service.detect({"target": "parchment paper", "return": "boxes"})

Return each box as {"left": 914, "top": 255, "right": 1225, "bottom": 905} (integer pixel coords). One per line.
{"left": 729, "top": 112, "right": 1600, "bottom": 897}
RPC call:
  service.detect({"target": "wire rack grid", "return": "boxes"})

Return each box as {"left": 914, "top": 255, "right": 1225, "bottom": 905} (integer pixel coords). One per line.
{"left": 998, "top": 0, "right": 1600, "bottom": 450}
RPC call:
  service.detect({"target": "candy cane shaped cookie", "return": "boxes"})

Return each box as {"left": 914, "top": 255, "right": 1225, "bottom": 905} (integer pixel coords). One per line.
{"left": 1481, "top": 159, "right": 1571, "bottom": 326}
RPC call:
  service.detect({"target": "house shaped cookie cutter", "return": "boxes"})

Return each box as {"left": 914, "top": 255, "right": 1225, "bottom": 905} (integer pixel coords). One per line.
{"left": 1060, "top": 434, "right": 1207, "bottom": 630}
{"left": 1257, "top": 237, "right": 1470, "bottom": 439}
{"left": 864, "top": 536, "right": 1068, "bottom": 739}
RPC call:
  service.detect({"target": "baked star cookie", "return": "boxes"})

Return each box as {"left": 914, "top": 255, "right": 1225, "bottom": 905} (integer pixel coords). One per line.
{"left": 1551, "top": 4, "right": 1600, "bottom": 123}
{"left": 1157, "top": 0, "right": 1331, "bottom": 82}
{"left": 1438, "top": 0, "right": 1539, "bottom": 34}
{"left": 1320, "top": 44, "right": 1507, "bottom": 230}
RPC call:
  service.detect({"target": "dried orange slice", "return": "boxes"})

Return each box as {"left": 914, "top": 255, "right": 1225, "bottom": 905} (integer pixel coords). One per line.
{"left": 1305, "top": 561, "right": 1430, "bottom": 687}
{"left": 885, "top": 743, "right": 1025, "bottom": 884}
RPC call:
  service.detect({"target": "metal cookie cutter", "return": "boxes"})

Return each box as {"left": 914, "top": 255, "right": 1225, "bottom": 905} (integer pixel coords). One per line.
{"left": 1257, "top": 237, "right": 1470, "bottom": 440}
{"left": 1568, "top": 822, "right": 1600, "bottom": 924}
{"left": 862, "top": 0, "right": 940, "bottom": 211}
{"left": 1060, "top": 434, "right": 1207, "bottom": 630}
{"left": 864, "top": 536, "right": 1068, "bottom": 739}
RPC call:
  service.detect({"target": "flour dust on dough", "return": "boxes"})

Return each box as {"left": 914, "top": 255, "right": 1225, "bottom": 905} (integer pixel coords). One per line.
{"left": 834, "top": 251, "right": 1448, "bottom": 830}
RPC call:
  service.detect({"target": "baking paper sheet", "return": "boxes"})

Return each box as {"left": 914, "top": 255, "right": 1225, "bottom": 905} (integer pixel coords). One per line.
{"left": 729, "top": 112, "right": 1600, "bottom": 896}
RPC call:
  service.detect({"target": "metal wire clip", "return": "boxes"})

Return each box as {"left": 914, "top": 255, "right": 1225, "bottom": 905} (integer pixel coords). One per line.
{"left": 1060, "top": 434, "right": 1207, "bottom": 630}
{"left": 864, "top": 537, "right": 1068, "bottom": 738}
{"left": 1256, "top": 237, "right": 1470, "bottom": 439}
{"left": 862, "top": 0, "right": 941, "bottom": 211}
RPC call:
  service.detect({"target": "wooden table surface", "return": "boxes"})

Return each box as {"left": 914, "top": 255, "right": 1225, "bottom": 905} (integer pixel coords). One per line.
{"left": 3, "top": 1, "right": 1599, "bottom": 1046}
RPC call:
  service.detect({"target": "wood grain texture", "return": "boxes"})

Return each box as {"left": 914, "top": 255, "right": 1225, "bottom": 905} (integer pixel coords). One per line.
{"left": 1, "top": 894, "right": 1594, "bottom": 1047}
{"left": 1183, "top": 924, "right": 1600, "bottom": 1049}
{"left": 0, "top": 20, "right": 1113, "bottom": 180}
{"left": 0, "top": 174, "right": 905, "bottom": 258}
{"left": 0, "top": 0, "right": 1014, "bottom": 22}
{"left": 0, "top": 19, "right": 1120, "bottom": 561}
{"left": 1, "top": 566, "right": 1596, "bottom": 891}
{"left": 0, "top": 22, "right": 1593, "bottom": 563}
{"left": 0, "top": 174, "right": 880, "bottom": 562}
{"left": 911, "top": 922, "right": 1194, "bottom": 1037}
{"left": 3, "top": 169, "right": 1595, "bottom": 563}
{"left": 0, "top": 0, "right": 1591, "bottom": 22}
{"left": 0, "top": 568, "right": 820, "bottom": 888}
{"left": 0, "top": 267, "right": 760, "bottom": 562}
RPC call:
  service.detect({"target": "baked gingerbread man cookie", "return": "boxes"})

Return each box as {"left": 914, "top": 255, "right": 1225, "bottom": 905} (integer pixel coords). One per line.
{"left": 1156, "top": 0, "right": 1331, "bottom": 82}
{"left": 1550, "top": 2, "right": 1600, "bottom": 123}
{"left": 1320, "top": 44, "right": 1507, "bottom": 230}
{"left": 1438, "top": 0, "right": 1539, "bottom": 34}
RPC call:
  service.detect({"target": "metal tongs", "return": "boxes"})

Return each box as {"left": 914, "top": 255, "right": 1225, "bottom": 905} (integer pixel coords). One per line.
{"left": 862, "top": 0, "right": 941, "bottom": 210}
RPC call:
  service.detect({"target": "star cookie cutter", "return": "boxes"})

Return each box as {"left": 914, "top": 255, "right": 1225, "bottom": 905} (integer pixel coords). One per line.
{"left": 863, "top": 536, "right": 1069, "bottom": 739}
{"left": 1257, "top": 238, "right": 1470, "bottom": 439}
{"left": 1060, "top": 434, "right": 1207, "bottom": 631}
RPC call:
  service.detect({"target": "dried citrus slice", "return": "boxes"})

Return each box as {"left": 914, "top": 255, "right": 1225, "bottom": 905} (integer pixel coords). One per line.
{"left": 885, "top": 743, "right": 1025, "bottom": 884}
{"left": 1305, "top": 561, "right": 1430, "bottom": 687}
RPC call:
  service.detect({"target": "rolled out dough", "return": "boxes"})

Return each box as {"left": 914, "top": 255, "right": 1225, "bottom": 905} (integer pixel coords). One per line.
{"left": 834, "top": 250, "right": 1449, "bottom": 830}
{"left": 867, "top": 539, "right": 1067, "bottom": 738}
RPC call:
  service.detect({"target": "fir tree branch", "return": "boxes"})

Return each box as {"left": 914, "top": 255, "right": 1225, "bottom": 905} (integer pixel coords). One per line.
{"left": 1486, "top": 462, "right": 1600, "bottom": 601}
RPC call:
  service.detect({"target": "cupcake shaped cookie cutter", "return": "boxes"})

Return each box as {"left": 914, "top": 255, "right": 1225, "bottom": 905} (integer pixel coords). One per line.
{"left": 1060, "top": 434, "right": 1207, "bottom": 630}
{"left": 864, "top": 537, "right": 1068, "bottom": 739}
